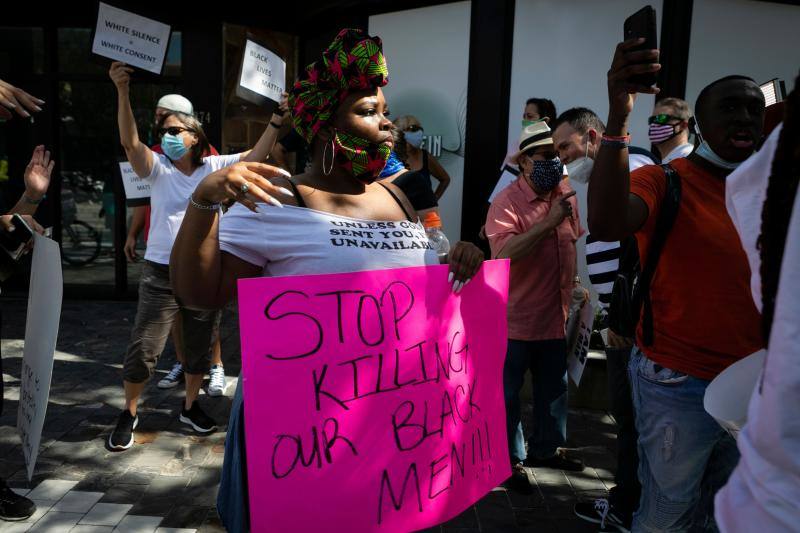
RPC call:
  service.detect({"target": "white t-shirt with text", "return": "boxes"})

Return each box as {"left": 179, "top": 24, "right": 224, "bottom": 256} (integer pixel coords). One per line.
{"left": 218, "top": 202, "right": 438, "bottom": 277}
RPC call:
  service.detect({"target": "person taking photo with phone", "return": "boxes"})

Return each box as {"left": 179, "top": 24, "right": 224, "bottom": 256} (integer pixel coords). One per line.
{"left": 587, "top": 36, "right": 766, "bottom": 532}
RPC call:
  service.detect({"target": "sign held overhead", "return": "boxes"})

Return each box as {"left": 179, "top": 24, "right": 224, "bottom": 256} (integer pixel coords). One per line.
{"left": 91, "top": 2, "right": 172, "bottom": 74}
{"left": 236, "top": 38, "right": 286, "bottom": 106}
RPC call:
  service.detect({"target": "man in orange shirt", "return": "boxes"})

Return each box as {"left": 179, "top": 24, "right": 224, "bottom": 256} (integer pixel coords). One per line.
{"left": 587, "top": 38, "right": 765, "bottom": 532}
{"left": 486, "top": 121, "right": 585, "bottom": 494}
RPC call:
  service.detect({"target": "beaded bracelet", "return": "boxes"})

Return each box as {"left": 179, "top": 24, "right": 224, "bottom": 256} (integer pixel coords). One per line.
{"left": 602, "top": 133, "right": 631, "bottom": 143}
{"left": 189, "top": 194, "right": 220, "bottom": 211}
{"left": 601, "top": 138, "right": 629, "bottom": 149}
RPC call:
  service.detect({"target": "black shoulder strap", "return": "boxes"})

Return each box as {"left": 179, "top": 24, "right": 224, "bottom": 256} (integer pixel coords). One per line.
{"left": 422, "top": 150, "right": 429, "bottom": 170}
{"left": 378, "top": 182, "right": 414, "bottom": 222}
{"left": 637, "top": 163, "right": 682, "bottom": 346}
{"left": 284, "top": 177, "right": 307, "bottom": 208}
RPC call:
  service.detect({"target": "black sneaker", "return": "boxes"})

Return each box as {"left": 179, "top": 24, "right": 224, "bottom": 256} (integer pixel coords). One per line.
{"left": 524, "top": 449, "right": 584, "bottom": 472}
{"left": 0, "top": 480, "right": 35, "bottom": 521}
{"left": 107, "top": 410, "right": 138, "bottom": 451}
{"left": 502, "top": 463, "right": 534, "bottom": 494}
{"left": 574, "top": 498, "right": 631, "bottom": 533}
{"left": 179, "top": 401, "right": 217, "bottom": 433}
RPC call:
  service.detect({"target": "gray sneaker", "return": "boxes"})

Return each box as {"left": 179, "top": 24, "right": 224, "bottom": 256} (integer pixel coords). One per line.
{"left": 157, "top": 362, "right": 184, "bottom": 389}
{"left": 207, "top": 364, "right": 226, "bottom": 397}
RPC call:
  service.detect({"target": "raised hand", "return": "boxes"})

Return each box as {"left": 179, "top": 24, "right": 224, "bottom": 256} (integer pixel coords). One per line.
{"left": 23, "top": 145, "right": 54, "bottom": 201}
{"left": 607, "top": 38, "right": 661, "bottom": 120}
{"left": 193, "top": 161, "right": 294, "bottom": 212}
{"left": 109, "top": 61, "right": 134, "bottom": 92}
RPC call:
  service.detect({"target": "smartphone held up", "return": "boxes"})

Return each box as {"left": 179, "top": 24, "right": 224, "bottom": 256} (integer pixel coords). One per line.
{"left": 624, "top": 5, "right": 659, "bottom": 88}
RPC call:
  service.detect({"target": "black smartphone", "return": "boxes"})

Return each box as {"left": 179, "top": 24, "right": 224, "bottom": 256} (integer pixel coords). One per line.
{"left": 0, "top": 214, "right": 35, "bottom": 282}
{"left": 0, "top": 214, "right": 35, "bottom": 261}
{"left": 623, "top": 5, "right": 658, "bottom": 87}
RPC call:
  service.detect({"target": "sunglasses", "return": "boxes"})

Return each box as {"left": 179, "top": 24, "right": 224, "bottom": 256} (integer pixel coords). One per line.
{"left": 405, "top": 124, "right": 423, "bottom": 132}
{"left": 648, "top": 114, "right": 683, "bottom": 125}
{"left": 157, "top": 126, "right": 191, "bottom": 137}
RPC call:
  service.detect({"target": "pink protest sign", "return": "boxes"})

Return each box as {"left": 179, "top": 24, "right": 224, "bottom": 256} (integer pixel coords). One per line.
{"left": 237, "top": 260, "right": 510, "bottom": 532}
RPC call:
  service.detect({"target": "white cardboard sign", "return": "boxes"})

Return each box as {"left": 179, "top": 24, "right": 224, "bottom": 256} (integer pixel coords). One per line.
{"left": 566, "top": 302, "right": 594, "bottom": 386}
{"left": 238, "top": 40, "right": 286, "bottom": 104}
{"left": 16, "top": 234, "right": 63, "bottom": 481}
{"left": 119, "top": 162, "right": 151, "bottom": 204}
{"left": 91, "top": 2, "right": 171, "bottom": 74}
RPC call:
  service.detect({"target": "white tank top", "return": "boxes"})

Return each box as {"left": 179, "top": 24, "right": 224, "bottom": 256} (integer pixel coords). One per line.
{"left": 218, "top": 203, "right": 438, "bottom": 277}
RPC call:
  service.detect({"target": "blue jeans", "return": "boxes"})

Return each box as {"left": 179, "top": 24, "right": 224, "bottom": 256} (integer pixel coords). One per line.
{"left": 217, "top": 379, "right": 249, "bottom": 532}
{"left": 504, "top": 338, "right": 567, "bottom": 463}
{"left": 629, "top": 347, "right": 739, "bottom": 532}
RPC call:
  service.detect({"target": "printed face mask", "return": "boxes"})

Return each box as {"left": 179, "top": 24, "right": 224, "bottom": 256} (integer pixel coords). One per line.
{"left": 530, "top": 157, "right": 564, "bottom": 192}
{"left": 333, "top": 129, "right": 392, "bottom": 184}
{"left": 648, "top": 123, "right": 679, "bottom": 144}
{"left": 161, "top": 133, "right": 189, "bottom": 160}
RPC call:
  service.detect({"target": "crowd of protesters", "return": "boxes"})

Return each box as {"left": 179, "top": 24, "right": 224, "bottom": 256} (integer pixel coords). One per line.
{"left": 0, "top": 20, "right": 797, "bottom": 533}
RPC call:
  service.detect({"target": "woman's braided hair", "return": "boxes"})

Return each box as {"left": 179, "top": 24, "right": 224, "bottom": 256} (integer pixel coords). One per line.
{"left": 758, "top": 72, "right": 799, "bottom": 345}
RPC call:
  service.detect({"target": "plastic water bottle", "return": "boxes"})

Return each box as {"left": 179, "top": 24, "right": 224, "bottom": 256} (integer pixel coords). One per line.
{"left": 423, "top": 212, "right": 450, "bottom": 264}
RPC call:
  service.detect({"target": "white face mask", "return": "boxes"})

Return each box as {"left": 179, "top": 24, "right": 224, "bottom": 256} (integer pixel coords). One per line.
{"left": 565, "top": 139, "right": 594, "bottom": 184}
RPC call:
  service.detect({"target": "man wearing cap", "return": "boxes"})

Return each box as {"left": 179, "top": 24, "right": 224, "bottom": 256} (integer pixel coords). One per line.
{"left": 486, "top": 121, "right": 586, "bottom": 493}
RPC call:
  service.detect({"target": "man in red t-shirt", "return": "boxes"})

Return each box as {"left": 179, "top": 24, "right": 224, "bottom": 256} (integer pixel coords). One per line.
{"left": 585, "top": 40, "right": 766, "bottom": 532}
{"left": 123, "top": 95, "right": 226, "bottom": 396}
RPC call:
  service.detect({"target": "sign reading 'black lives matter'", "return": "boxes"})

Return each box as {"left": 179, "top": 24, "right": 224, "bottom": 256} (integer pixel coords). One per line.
{"left": 236, "top": 39, "right": 287, "bottom": 106}
{"left": 91, "top": 3, "right": 171, "bottom": 75}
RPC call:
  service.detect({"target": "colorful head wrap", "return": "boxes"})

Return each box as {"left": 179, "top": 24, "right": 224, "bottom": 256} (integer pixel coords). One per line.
{"left": 289, "top": 28, "right": 389, "bottom": 144}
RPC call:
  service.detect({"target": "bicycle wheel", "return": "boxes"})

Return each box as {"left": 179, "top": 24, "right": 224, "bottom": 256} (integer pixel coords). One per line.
{"left": 61, "top": 220, "right": 101, "bottom": 266}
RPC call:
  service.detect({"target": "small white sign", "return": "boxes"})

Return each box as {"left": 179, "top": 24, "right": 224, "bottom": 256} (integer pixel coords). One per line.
{"left": 566, "top": 302, "right": 594, "bottom": 386}
{"left": 17, "top": 234, "right": 62, "bottom": 481}
{"left": 120, "top": 162, "right": 151, "bottom": 202}
{"left": 239, "top": 40, "right": 286, "bottom": 103}
{"left": 91, "top": 2, "right": 171, "bottom": 75}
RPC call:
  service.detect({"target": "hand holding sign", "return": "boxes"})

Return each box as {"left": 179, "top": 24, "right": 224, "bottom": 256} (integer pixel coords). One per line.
{"left": 92, "top": 3, "right": 171, "bottom": 75}
{"left": 447, "top": 241, "right": 484, "bottom": 293}
{"left": 109, "top": 61, "right": 134, "bottom": 92}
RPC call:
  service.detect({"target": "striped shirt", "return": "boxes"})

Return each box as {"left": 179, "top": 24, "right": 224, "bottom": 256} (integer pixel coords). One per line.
{"left": 584, "top": 152, "right": 655, "bottom": 314}
{"left": 586, "top": 235, "right": 620, "bottom": 314}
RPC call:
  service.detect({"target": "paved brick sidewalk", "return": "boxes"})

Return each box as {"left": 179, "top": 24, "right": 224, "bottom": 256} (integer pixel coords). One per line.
{"left": 0, "top": 298, "right": 617, "bottom": 532}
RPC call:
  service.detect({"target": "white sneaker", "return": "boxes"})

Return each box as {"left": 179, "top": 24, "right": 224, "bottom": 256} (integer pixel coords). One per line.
{"left": 157, "top": 362, "right": 184, "bottom": 389}
{"left": 207, "top": 364, "right": 226, "bottom": 397}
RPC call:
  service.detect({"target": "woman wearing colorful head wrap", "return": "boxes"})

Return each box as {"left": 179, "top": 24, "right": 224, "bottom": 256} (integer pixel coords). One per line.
{"left": 170, "top": 29, "right": 484, "bottom": 531}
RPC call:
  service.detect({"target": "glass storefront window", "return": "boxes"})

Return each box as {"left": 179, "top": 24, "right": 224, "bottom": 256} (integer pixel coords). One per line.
{"left": 0, "top": 27, "right": 45, "bottom": 75}
{"left": 58, "top": 80, "right": 178, "bottom": 288}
